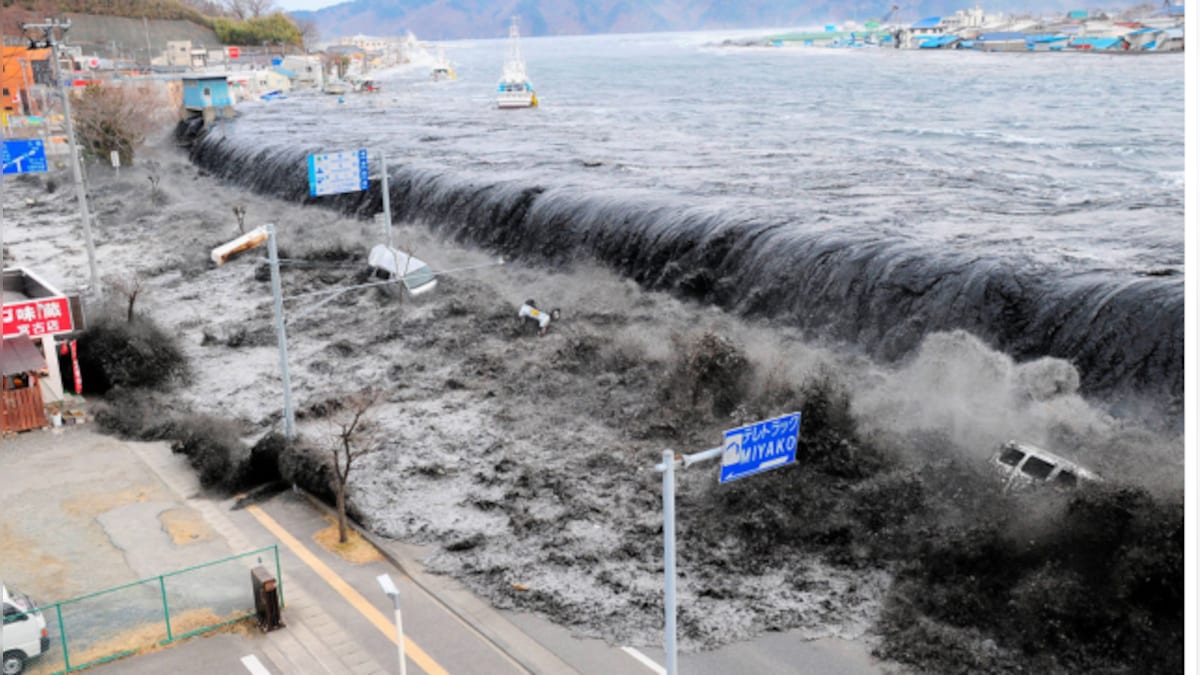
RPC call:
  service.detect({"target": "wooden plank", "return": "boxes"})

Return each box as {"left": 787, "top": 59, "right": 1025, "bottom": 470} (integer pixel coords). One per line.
{"left": 0, "top": 380, "right": 46, "bottom": 432}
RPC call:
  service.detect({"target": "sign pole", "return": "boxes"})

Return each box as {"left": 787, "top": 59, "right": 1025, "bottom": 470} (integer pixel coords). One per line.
{"left": 266, "top": 224, "right": 295, "bottom": 440}
{"left": 652, "top": 412, "right": 801, "bottom": 675}
{"left": 661, "top": 449, "right": 678, "bottom": 675}
{"left": 379, "top": 152, "right": 393, "bottom": 249}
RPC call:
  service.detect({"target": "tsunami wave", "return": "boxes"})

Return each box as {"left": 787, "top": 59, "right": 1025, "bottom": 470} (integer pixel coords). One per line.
{"left": 180, "top": 120, "right": 1183, "bottom": 412}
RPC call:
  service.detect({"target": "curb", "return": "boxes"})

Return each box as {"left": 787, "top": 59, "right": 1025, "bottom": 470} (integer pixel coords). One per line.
{"left": 292, "top": 487, "right": 576, "bottom": 675}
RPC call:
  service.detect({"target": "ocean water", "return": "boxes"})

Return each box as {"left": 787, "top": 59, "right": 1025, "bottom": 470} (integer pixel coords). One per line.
{"left": 186, "top": 31, "right": 1184, "bottom": 409}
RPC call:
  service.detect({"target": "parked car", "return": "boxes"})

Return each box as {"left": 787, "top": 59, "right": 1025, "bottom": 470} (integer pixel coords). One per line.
{"left": 2, "top": 583, "right": 50, "bottom": 675}
{"left": 989, "top": 440, "right": 1101, "bottom": 493}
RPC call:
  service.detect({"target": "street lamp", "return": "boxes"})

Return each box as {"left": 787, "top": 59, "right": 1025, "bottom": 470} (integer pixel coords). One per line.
{"left": 376, "top": 574, "right": 406, "bottom": 675}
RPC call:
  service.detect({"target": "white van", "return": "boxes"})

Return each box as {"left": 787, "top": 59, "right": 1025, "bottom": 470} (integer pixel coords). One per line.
{"left": 989, "top": 440, "right": 1101, "bottom": 493}
{"left": 2, "top": 584, "right": 49, "bottom": 675}
{"left": 367, "top": 244, "right": 438, "bottom": 296}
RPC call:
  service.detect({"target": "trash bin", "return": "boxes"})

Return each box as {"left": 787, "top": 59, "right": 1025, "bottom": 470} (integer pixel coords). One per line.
{"left": 251, "top": 566, "right": 283, "bottom": 632}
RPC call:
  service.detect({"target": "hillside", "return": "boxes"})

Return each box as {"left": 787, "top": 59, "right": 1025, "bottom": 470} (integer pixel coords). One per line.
{"left": 0, "top": 0, "right": 210, "bottom": 35}
{"left": 291, "top": 0, "right": 1130, "bottom": 40}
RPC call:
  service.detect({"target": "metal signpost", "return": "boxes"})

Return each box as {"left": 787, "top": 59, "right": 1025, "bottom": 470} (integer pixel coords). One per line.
{"left": 2, "top": 139, "right": 48, "bottom": 174}
{"left": 306, "top": 149, "right": 394, "bottom": 247}
{"left": 654, "top": 411, "right": 801, "bottom": 674}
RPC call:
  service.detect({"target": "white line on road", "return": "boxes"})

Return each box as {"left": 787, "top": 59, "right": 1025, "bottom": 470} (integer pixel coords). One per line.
{"left": 621, "top": 646, "right": 667, "bottom": 675}
{"left": 241, "top": 654, "right": 272, "bottom": 675}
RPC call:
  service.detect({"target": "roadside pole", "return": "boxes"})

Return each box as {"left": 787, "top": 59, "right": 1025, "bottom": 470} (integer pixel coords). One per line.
{"left": 379, "top": 152, "right": 393, "bottom": 248}
{"left": 653, "top": 413, "right": 801, "bottom": 675}
{"left": 23, "top": 19, "right": 100, "bottom": 293}
{"left": 660, "top": 449, "right": 678, "bottom": 675}
{"left": 266, "top": 224, "right": 295, "bottom": 440}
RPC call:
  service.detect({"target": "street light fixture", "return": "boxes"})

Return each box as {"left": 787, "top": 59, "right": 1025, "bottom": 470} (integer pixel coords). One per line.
{"left": 376, "top": 574, "right": 406, "bottom": 675}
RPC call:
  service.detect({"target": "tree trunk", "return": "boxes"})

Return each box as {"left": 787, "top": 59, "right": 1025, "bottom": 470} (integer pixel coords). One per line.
{"left": 336, "top": 480, "right": 348, "bottom": 544}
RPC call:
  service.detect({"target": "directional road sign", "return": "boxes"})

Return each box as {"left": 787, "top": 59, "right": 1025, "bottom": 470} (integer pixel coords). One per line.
{"left": 2, "top": 139, "right": 48, "bottom": 175}
{"left": 719, "top": 411, "right": 801, "bottom": 483}
{"left": 307, "top": 149, "right": 369, "bottom": 197}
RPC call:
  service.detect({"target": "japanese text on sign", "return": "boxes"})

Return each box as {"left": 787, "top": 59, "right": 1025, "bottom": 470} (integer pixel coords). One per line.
{"left": 307, "top": 149, "right": 369, "bottom": 197}
{"left": 2, "top": 297, "right": 74, "bottom": 337}
{"left": 720, "top": 412, "right": 801, "bottom": 483}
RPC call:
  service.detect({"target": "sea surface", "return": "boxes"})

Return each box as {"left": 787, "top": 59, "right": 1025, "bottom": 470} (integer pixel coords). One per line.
{"left": 186, "top": 32, "right": 1184, "bottom": 410}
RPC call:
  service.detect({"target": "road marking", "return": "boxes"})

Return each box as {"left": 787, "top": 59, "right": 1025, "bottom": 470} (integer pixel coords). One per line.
{"left": 621, "top": 646, "right": 667, "bottom": 674}
{"left": 246, "top": 504, "right": 449, "bottom": 675}
{"left": 241, "top": 654, "right": 272, "bottom": 675}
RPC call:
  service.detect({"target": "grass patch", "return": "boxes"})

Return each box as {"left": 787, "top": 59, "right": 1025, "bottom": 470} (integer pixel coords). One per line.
{"left": 312, "top": 516, "right": 383, "bottom": 564}
{"left": 29, "top": 610, "right": 255, "bottom": 675}
{"left": 159, "top": 508, "right": 215, "bottom": 546}
{"left": 61, "top": 485, "right": 165, "bottom": 517}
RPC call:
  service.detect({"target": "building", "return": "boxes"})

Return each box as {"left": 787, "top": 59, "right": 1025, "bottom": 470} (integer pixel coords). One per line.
{"left": 0, "top": 46, "right": 51, "bottom": 114}
{"left": 339, "top": 34, "right": 390, "bottom": 52}
{"left": 2, "top": 267, "right": 81, "bottom": 432}
{"left": 166, "top": 40, "right": 193, "bottom": 67}
{"left": 181, "top": 74, "right": 234, "bottom": 125}
{"left": 279, "top": 55, "right": 322, "bottom": 87}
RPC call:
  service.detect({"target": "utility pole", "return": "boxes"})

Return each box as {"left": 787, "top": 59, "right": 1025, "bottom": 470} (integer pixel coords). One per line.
{"left": 266, "top": 224, "right": 296, "bottom": 440}
{"left": 22, "top": 18, "right": 100, "bottom": 294}
{"left": 143, "top": 16, "right": 153, "bottom": 69}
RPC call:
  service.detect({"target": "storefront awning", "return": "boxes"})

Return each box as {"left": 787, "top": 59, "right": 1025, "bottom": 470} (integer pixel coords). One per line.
{"left": 0, "top": 334, "right": 46, "bottom": 376}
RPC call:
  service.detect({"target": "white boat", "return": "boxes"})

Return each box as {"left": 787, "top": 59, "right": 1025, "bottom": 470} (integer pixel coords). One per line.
{"left": 432, "top": 46, "right": 456, "bottom": 81}
{"left": 497, "top": 17, "right": 537, "bottom": 109}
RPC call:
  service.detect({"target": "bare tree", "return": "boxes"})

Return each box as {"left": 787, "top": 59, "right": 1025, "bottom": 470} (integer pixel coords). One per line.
{"left": 327, "top": 390, "right": 381, "bottom": 543}
{"left": 105, "top": 271, "right": 144, "bottom": 323}
{"left": 227, "top": 0, "right": 278, "bottom": 19}
{"left": 294, "top": 17, "right": 320, "bottom": 51}
{"left": 232, "top": 204, "right": 247, "bottom": 234}
{"left": 72, "top": 82, "right": 172, "bottom": 165}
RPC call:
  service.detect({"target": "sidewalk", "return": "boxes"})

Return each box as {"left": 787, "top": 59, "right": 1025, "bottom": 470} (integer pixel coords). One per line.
{"left": 129, "top": 440, "right": 585, "bottom": 675}
{"left": 128, "top": 442, "right": 390, "bottom": 675}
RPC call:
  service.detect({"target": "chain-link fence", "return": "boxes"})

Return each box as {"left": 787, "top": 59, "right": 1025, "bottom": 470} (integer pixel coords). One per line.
{"left": 3, "top": 545, "right": 280, "bottom": 674}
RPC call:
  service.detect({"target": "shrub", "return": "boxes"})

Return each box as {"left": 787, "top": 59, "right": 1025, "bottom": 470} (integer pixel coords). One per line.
{"left": 246, "top": 432, "right": 286, "bottom": 486}
{"left": 170, "top": 415, "right": 249, "bottom": 491}
{"left": 658, "top": 331, "right": 752, "bottom": 419}
{"left": 92, "top": 387, "right": 181, "bottom": 440}
{"left": 76, "top": 314, "right": 189, "bottom": 393}
{"left": 277, "top": 438, "right": 336, "bottom": 505}
{"left": 879, "top": 484, "right": 1183, "bottom": 674}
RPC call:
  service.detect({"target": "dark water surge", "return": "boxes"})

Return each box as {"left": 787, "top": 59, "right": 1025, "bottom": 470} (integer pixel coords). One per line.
{"left": 178, "top": 34, "right": 1183, "bottom": 415}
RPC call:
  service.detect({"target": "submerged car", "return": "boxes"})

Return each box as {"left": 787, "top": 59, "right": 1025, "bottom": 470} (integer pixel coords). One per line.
{"left": 989, "top": 440, "right": 1101, "bottom": 492}
{"left": 367, "top": 244, "right": 438, "bottom": 296}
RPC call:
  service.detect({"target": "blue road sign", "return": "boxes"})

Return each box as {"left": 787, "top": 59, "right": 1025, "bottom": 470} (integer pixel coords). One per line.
{"left": 719, "top": 412, "right": 801, "bottom": 483}
{"left": 2, "top": 139, "right": 48, "bottom": 175}
{"left": 306, "top": 149, "right": 369, "bottom": 197}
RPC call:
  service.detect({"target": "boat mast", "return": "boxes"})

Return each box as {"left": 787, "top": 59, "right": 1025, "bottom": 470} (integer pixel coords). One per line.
{"left": 502, "top": 16, "right": 527, "bottom": 82}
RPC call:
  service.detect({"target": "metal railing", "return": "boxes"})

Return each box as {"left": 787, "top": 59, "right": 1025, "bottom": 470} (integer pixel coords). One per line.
{"left": 5, "top": 545, "right": 281, "bottom": 674}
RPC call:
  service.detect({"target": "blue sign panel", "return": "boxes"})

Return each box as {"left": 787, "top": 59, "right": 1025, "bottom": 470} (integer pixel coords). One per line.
{"left": 719, "top": 412, "right": 801, "bottom": 483}
{"left": 306, "top": 149, "right": 369, "bottom": 197}
{"left": 2, "top": 139, "right": 48, "bottom": 175}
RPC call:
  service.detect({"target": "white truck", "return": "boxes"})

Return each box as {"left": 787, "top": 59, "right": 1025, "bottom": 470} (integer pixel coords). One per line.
{"left": 2, "top": 584, "right": 49, "bottom": 675}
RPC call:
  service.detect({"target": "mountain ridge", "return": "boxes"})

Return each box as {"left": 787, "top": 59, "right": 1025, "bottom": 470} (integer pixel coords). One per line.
{"left": 290, "top": 0, "right": 1138, "bottom": 40}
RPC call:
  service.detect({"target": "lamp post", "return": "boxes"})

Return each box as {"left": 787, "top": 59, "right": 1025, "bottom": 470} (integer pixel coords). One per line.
{"left": 376, "top": 574, "right": 406, "bottom": 675}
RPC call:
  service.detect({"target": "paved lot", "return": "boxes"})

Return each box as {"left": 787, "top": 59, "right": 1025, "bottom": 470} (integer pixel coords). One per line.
{"left": 2, "top": 425, "right": 893, "bottom": 675}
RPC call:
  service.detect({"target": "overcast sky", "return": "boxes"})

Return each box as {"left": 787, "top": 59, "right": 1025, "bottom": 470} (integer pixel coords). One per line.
{"left": 275, "top": 0, "right": 337, "bottom": 11}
